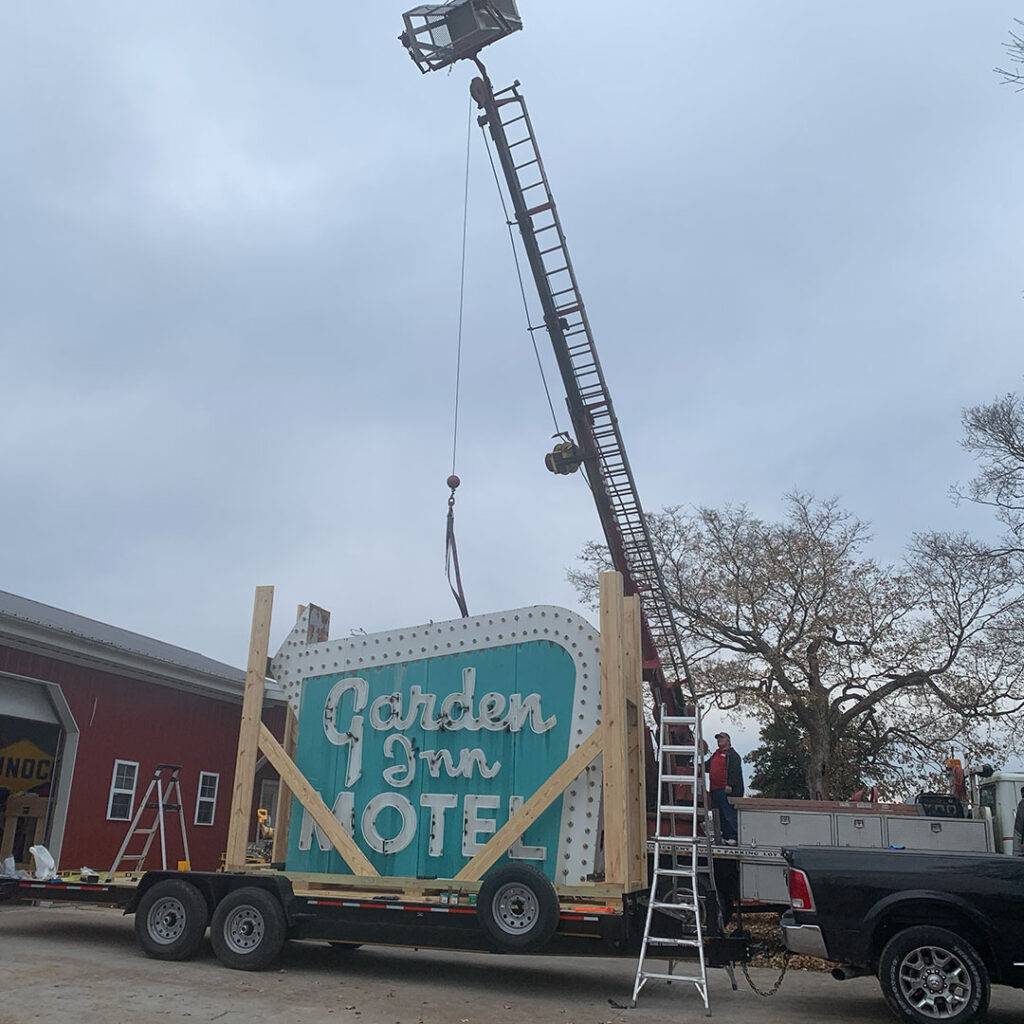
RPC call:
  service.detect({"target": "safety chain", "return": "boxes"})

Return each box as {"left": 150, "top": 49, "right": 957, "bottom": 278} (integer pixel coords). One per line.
{"left": 741, "top": 951, "right": 791, "bottom": 997}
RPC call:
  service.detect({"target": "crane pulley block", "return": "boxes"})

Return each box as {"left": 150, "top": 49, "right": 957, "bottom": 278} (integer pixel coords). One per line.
{"left": 545, "top": 440, "right": 582, "bottom": 476}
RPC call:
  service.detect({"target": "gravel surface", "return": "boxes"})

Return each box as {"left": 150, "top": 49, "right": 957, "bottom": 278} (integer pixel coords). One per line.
{"left": 3, "top": 903, "right": 1023, "bottom": 1024}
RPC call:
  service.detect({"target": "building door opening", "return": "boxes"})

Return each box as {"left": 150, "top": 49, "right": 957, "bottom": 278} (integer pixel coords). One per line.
{"left": 0, "top": 714, "right": 61, "bottom": 870}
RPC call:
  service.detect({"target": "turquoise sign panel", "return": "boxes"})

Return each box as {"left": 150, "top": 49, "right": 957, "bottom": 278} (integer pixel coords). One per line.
{"left": 287, "top": 640, "right": 579, "bottom": 881}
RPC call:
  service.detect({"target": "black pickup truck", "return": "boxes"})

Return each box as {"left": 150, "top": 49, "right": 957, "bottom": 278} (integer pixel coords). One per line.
{"left": 780, "top": 847, "right": 1024, "bottom": 1024}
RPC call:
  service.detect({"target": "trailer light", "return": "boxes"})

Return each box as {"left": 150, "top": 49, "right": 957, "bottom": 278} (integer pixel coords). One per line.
{"left": 788, "top": 869, "right": 815, "bottom": 911}
{"left": 400, "top": 1, "right": 523, "bottom": 73}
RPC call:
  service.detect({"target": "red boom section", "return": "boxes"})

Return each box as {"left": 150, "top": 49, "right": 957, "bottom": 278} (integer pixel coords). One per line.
{"left": 472, "top": 73, "right": 691, "bottom": 715}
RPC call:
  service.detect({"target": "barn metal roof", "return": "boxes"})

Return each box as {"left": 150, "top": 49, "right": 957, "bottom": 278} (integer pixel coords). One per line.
{"left": 0, "top": 589, "right": 285, "bottom": 704}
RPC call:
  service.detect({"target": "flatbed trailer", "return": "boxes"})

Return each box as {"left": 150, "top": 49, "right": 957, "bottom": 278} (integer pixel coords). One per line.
{"left": 0, "top": 578, "right": 756, "bottom": 985}
{"left": 0, "top": 866, "right": 751, "bottom": 972}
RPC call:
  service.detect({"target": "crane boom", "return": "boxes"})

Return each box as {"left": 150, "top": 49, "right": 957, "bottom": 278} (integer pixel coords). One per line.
{"left": 470, "top": 73, "right": 691, "bottom": 713}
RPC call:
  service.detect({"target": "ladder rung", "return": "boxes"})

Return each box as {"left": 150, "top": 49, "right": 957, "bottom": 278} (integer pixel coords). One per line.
{"left": 650, "top": 901, "right": 698, "bottom": 911}
{"left": 647, "top": 937, "right": 702, "bottom": 947}
{"left": 660, "top": 806, "right": 706, "bottom": 815}
{"left": 662, "top": 776, "right": 698, "bottom": 785}
{"left": 661, "top": 715, "right": 696, "bottom": 725}
{"left": 640, "top": 972, "right": 705, "bottom": 984}
{"left": 661, "top": 745, "right": 696, "bottom": 754}
{"left": 657, "top": 868, "right": 697, "bottom": 878}
{"left": 527, "top": 201, "right": 553, "bottom": 217}
{"left": 119, "top": 854, "right": 145, "bottom": 861}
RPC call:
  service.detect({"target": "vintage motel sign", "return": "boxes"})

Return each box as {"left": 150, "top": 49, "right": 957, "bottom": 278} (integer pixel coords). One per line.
{"left": 270, "top": 605, "right": 602, "bottom": 885}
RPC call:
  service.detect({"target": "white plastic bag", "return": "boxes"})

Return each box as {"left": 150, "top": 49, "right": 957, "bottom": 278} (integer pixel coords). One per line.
{"left": 28, "top": 845, "right": 58, "bottom": 881}
{"left": 1, "top": 855, "right": 17, "bottom": 879}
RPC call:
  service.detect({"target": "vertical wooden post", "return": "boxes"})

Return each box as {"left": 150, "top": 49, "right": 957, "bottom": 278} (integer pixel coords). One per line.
{"left": 225, "top": 586, "right": 275, "bottom": 869}
{"left": 270, "top": 704, "right": 298, "bottom": 865}
{"left": 600, "top": 571, "right": 629, "bottom": 887}
{"left": 622, "top": 595, "right": 648, "bottom": 892}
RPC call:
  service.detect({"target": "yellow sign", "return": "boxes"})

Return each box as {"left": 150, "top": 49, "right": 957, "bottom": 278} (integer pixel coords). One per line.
{"left": 0, "top": 740, "right": 54, "bottom": 795}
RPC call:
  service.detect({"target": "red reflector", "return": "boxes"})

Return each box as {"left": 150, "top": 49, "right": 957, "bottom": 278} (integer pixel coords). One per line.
{"left": 788, "top": 869, "right": 814, "bottom": 911}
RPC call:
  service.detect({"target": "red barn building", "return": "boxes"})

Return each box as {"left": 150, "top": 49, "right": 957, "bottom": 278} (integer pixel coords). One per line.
{"left": 0, "top": 590, "right": 286, "bottom": 873}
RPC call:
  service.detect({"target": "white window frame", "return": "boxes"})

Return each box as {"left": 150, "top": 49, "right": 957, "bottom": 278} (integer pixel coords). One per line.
{"left": 194, "top": 771, "right": 220, "bottom": 827}
{"left": 106, "top": 759, "right": 139, "bottom": 822}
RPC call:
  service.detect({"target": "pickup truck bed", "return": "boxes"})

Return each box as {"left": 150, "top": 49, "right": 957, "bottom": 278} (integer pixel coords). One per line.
{"left": 781, "top": 847, "right": 1024, "bottom": 1024}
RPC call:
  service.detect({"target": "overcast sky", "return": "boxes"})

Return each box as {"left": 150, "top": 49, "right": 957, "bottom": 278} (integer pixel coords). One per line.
{"left": 1, "top": 3, "right": 1021, "bottom": 757}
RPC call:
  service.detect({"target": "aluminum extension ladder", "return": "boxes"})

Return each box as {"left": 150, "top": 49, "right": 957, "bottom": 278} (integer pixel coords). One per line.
{"left": 107, "top": 764, "right": 191, "bottom": 878}
{"left": 632, "top": 705, "right": 732, "bottom": 1014}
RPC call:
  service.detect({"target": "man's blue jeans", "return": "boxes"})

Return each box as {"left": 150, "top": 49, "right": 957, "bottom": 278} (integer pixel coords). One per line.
{"left": 710, "top": 788, "right": 738, "bottom": 842}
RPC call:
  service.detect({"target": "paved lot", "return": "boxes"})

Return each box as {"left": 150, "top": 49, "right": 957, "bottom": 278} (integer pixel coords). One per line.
{"left": 2, "top": 904, "right": 1023, "bottom": 1023}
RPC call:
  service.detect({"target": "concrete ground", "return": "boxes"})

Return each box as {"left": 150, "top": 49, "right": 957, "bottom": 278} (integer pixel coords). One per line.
{"left": 2, "top": 904, "right": 1023, "bottom": 1024}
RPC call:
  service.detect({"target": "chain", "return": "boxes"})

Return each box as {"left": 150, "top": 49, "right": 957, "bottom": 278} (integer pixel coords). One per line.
{"left": 741, "top": 951, "right": 791, "bottom": 997}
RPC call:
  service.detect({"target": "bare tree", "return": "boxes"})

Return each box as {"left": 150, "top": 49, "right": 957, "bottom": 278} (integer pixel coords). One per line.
{"left": 995, "top": 19, "right": 1024, "bottom": 89}
{"left": 570, "top": 495, "right": 1024, "bottom": 799}
{"left": 959, "top": 391, "right": 1024, "bottom": 557}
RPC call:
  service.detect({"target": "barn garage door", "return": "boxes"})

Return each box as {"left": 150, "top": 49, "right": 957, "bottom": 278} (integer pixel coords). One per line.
{"left": 0, "top": 675, "right": 76, "bottom": 869}
{"left": 0, "top": 677, "right": 60, "bottom": 724}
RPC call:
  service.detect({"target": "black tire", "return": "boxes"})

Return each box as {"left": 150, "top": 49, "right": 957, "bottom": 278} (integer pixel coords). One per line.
{"left": 878, "top": 925, "right": 990, "bottom": 1024}
{"left": 477, "top": 865, "right": 560, "bottom": 953}
{"left": 210, "top": 887, "right": 287, "bottom": 971}
{"left": 134, "top": 879, "right": 209, "bottom": 961}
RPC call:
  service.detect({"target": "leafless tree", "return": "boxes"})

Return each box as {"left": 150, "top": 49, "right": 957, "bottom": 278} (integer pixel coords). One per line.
{"left": 995, "top": 19, "right": 1024, "bottom": 89}
{"left": 958, "top": 391, "right": 1024, "bottom": 557}
{"left": 570, "top": 495, "right": 1024, "bottom": 799}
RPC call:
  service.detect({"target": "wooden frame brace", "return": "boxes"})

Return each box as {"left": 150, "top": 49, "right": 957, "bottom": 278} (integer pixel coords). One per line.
{"left": 454, "top": 727, "right": 604, "bottom": 883}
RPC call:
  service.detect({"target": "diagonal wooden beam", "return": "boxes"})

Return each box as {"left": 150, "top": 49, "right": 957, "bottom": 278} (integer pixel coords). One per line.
{"left": 258, "top": 723, "right": 379, "bottom": 878}
{"left": 454, "top": 727, "right": 604, "bottom": 883}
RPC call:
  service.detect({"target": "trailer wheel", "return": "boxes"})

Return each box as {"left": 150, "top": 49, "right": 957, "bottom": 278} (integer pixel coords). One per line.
{"left": 878, "top": 926, "right": 990, "bottom": 1024}
{"left": 135, "top": 879, "right": 209, "bottom": 961}
{"left": 210, "top": 887, "right": 287, "bottom": 971}
{"left": 477, "top": 865, "right": 560, "bottom": 953}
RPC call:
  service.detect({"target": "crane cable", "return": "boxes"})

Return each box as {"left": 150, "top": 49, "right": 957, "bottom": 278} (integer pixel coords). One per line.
{"left": 445, "top": 97, "right": 473, "bottom": 619}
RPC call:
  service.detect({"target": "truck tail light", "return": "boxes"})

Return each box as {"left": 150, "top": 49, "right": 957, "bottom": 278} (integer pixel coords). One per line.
{"left": 788, "top": 869, "right": 815, "bottom": 911}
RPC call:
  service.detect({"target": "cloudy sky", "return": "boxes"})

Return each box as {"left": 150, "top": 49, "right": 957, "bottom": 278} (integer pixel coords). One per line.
{"left": 1, "top": 3, "right": 1021, "bottom": 753}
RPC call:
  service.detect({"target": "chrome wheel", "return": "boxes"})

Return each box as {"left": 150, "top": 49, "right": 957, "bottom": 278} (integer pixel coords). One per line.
{"left": 147, "top": 897, "right": 187, "bottom": 945}
{"left": 492, "top": 882, "right": 539, "bottom": 936}
{"left": 898, "top": 945, "right": 973, "bottom": 1019}
{"left": 223, "top": 904, "right": 266, "bottom": 955}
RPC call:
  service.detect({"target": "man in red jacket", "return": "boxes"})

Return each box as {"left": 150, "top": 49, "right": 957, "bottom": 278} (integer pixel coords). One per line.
{"left": 705, "top": 732, "right": 744, "bottom": 845}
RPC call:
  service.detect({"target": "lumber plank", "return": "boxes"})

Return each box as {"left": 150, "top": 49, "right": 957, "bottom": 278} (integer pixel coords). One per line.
{"left": 623, "top": 595, "right": 648, "bottom": 891}
{"left": 599, "top": 572, "right": 628, "bottom": 886}
{"left": 270, "top": 703, "right": 299, "bottom": 864}
{"left": 235, "top": 868, "right": 626, "bottom": 902}
{"left": 225, "top": 586, "right": 274, "bottom": 869}
{"left": 454, "top": 727, "right": 604, "bottom": 883}
{"left": 258, "top": 723, "right": 379, "bottom": 877}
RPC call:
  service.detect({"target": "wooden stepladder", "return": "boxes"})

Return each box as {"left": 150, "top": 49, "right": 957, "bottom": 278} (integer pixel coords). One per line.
{"left": 107, "top": 764, "right": 191, "bottom": 878}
